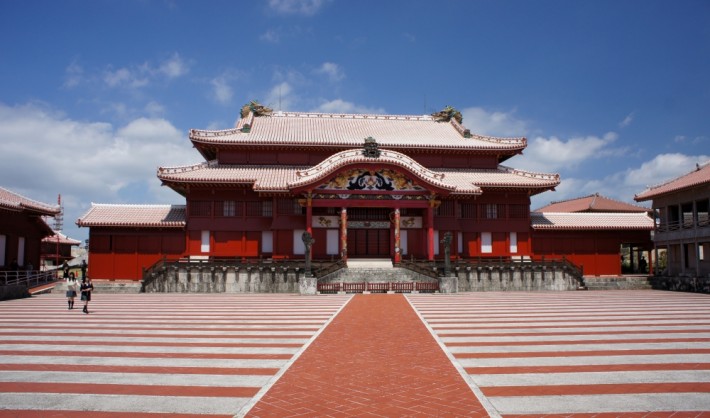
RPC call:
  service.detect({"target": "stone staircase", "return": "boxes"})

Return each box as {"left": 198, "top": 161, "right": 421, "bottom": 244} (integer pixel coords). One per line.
{"left": 583, "top": 275, "right": 652, "bottom": 290}
{"left": 320, "top": 259, "right": 431, "bottom": 283}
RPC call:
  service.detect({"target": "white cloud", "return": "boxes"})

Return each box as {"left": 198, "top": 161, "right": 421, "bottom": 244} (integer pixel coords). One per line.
{"left": 63, "top": 61, "right": 84, "bottom": 88}
{"left": 101, "top": 53, "right": 188, "bottom": 89}
{"left": 619, "top": 112, "right": 634, "bottom": 128}
{"left": 532, "top": 152, "right": 710, "bottom": 210}
{"left": 260, "top": 29, "right": 280, "bottom": 43}
{"left": 211, "top": 76, "right": 233, "bottom": 105}
{"left": 314, "top": 62, "right": 345, "bottom": 82}
{"left": 0, "top": 102, "right": 197, "bottom": 242}
{"left": 312, "top": 99, "right": 385, "bottom": 114}
{"left": 144, "top": 101, "right": 166, "bottom": 117}
{"left": 625, "top": 153, "right": 710, "bottom": 192}
{"left": 104, "top": 66, "right": 151, "bottom": 88}
{"left": 159, "top": 53, "right": 189, "bottom": 78}
{"left": 268, "top": 0, "right": 329, "bottom": 15}
{"left": 264, "top": 82, "right": 293, "bottom": 111}
{"left": 516, "top": 132, "right": 618, "bottom": 173}
{"left": 460, "top": 107, "right": 528, "bottom": 137}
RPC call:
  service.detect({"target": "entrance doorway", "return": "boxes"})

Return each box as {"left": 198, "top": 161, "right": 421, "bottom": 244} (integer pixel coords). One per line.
{"left": 348, "top": 229, "right": 390, "bottom": 257}
{"left": 347, "top": 208, "right": 391, "bottom": 258}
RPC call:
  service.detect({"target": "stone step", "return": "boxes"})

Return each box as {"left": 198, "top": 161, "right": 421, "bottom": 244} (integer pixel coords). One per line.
{"left": 583, "top": 276, "right": 652, "bottom": 290}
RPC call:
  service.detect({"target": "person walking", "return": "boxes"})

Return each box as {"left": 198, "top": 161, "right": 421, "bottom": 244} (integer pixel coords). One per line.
{"left": 66, "top": 273, "right": 77, "bottom": 310}
{"left": 62, "top": 261, "right": 69, "bottom": 279}
{"left": 80, "top": 277, "right": 94, "bottom": 314}
{"left": 80, "top": 259, "right": 87, "bottom": 280}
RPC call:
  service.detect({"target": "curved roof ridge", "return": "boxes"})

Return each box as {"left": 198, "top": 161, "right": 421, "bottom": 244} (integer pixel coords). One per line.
{"left": 89, "top": 202, "right": 185, "bottom": 208}
{"left": 497, "top": 165, "right": 560, "bottom": 182}
{"left": 271, "top": 111, "right": 436, "bottom": 121}
{"left": 289, "top": 148, "right": 456, "bottom": 192}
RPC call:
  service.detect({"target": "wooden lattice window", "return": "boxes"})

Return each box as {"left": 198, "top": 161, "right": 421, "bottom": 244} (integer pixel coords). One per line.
{"left": 460, "top": 202, "right": 477, "bottom": 219}
{"left": 508, "top": 204, "right": 529, "bottom": 219}
{"left": 190, "top": 201, "right": 212, "bottom": 217}
{"left": 435, "top": 200, "right": 455, "bottom": 217}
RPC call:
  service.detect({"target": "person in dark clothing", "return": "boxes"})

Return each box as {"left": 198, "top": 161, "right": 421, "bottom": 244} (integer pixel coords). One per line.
{"left": 80, "top": 260, "right": 87, "bottom": 280}
{"left": 80, "top": 277, "right": 94, "bottom": 314}
{"left": 62, "top": 261, "right": 69, "bottom": 279}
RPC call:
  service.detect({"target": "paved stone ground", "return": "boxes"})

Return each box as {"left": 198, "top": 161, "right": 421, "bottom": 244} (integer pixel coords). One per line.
{"left": 408, "top": 291, "right": 710, "bottom": 417}
{"left": 243, "top": 294, "right": 491, "bottom": 417}
{"left": 0, "top": 293, "right": 351, "bottom": 417}
{"left": 0, "top": 290, "right": 709, "bottom": 417}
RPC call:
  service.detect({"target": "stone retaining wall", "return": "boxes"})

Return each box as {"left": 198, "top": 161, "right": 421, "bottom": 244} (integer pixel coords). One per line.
{"left": 142, "top": 265, "right": 301, "bottom": 293}
{"left": 649, "top": 275, "right": 710, "bottom": 293}
{"left": 454, "top": 265, "right": 582, "bottom": 291}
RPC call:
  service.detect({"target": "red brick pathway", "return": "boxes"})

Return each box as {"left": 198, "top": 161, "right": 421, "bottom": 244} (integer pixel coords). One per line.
{"left": 243, "top": 294, "right": 489, "bottom": 417}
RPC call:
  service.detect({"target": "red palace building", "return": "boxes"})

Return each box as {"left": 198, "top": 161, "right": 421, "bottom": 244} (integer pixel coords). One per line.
{"left": 77, "top": 104, "right": 653, "bottom": 284}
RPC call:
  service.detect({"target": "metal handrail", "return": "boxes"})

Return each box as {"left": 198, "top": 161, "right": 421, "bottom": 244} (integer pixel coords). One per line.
{"left": 1, "top": 270, "right": 56, "bottom": 288}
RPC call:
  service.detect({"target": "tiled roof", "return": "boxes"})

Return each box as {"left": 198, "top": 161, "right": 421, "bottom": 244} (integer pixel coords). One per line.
{"left": 530, "top": 212, "right": 654, "bottom": 230}
{"left": 190, "top": 111, "right": 526, "bottom": 152}
{"left": 0, "top": 186, "right": 60, "bottom": 216}
{"left": 76, "top": 204, "right": 186, "bottom": 228}
{"left": 42, "top": 231, "right": 82, "bottom": 245}
{"left": 634, "top": 161, "right": 710, "bottom": 201}
{"left": 536, "top": 193, "right": 650, "bottom": 213}
{"left": 159, "top": 161, "right": 303, "bottom": 192}
{"left": 158, "top": 159, "right": 559, "bottom": 195}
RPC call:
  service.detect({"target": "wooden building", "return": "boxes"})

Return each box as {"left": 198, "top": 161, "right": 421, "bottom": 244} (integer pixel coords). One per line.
{"left": 0, "top": 186, "right": 59, "bottom": 272}
{"left": 532, "top": 194, "right": 654, "bottom": 276}
{"left": 635, "top": 161, "right": 710, "bottom": 278}
{"left": 41, "top": 231, "right": 82, "bottom": 269}
{"left": 77, "top": 105, "right": 652, "bottom": 282}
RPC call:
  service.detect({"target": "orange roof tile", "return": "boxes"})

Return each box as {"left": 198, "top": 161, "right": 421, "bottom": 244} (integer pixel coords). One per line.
{"left": 190, "top": 111, "right": 526, "bottom": 152}
{"left": 634, "top": 161, "right": 710, "bottom": 201}
{"left": 536, "top": 193, "right": 650, "bottom": 213}
{"left": 531, "top": 212, "right": 654, "bottom": 230}
{"left": 0, "top": 186, "right": 60, "bottom": 216}
{"left": 42, "top": 231, "right": 82, "bottom": 245}
{"left": 77, "top": 204, "right": 186, "bottom": 228}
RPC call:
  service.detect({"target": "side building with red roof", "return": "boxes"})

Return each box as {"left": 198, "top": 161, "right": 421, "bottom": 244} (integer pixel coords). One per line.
{"left": 0, "top": 186, "right": 60, "bottom": 274}
{"left": 533, "top": 194, "right": 654, "bottom": 276}
{"left": 41, "top": 231, "right": 82, "bottom": 269}
{"left": 635, "top": 161, "right": 710, "bottom": 287}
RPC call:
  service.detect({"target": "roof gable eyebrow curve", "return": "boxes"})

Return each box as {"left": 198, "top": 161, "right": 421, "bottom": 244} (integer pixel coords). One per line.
{"left": 288, "top": 148, "right": 466, "bottom": 194}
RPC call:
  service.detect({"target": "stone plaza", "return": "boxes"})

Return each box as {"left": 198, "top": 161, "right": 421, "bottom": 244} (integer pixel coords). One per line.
{"left": 0, "top": 290, "right": 709, "bottom": 417}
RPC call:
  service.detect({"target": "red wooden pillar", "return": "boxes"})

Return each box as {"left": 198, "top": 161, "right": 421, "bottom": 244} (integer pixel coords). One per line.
{"left": 340, "top": 208, "right": 348, "bottom": 262}
{"left": 305, "top": 192, "right": 313, "bottom": 235}
{"left": 393, "top": 208, "right": 401, "bottom": 264}
{"left": 427, "top": 204, "right": 434, "bottom": 261}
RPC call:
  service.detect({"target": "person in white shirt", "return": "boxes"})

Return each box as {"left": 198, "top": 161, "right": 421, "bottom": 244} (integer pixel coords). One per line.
{"left": 65, "top": 273, "right": 77, "bottom": 310}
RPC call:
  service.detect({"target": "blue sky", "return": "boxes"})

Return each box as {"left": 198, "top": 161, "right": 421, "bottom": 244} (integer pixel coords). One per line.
{"left": 1, "top": 0, "right": 709, "bottom": 244}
